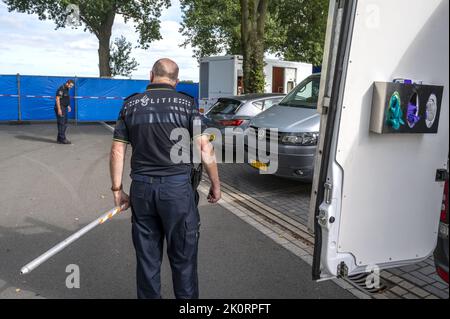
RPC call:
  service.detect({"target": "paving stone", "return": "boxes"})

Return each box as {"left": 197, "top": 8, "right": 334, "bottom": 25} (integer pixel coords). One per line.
{"left": 422, "top": 285, "right": 449, "bottom": 299}
{"left": 388, "top": 276, "right": 403, "bottom": 284}
{"left": 389, "top": 286, "right": 408, "bottom": 296}
{"left": 425, "top": 258, "right": 436, "bottom": 266}
{"left": 399, "top": 281, "right": 415, "bottom": 290}
{"left": 433, "top": 282, "right": 449, "bottom": 290}
{"left": 283, "top": 243, "right": 309, "bottom": 257}
{"left": 388, "top": 268, "right": 404, "bottom": 276}
{"left": 400, "top": 274, "right": 427, "bottom": 287}
{"left": 332, "top": 279, "right": 354, "bottom": 290}
{"left": 419, "top": 266, "right": 438, "bottom": 276}
{"left": 428, "top": 273, "right": 447, "bottom": 283}
{"left": 409, "top": 287, "right": 430, "bottom": 298}
{"left": 217, "top": 163, "right": 311, "bottom": 225}
{"left": 300, "top": 255, "right": 313, "bottom": 266}
{"left": 403, "top": 293, "right": 420, "bottom": 299}
{"left": 372, "top": 293, "right": 389, "bottom": 299}
{"left": 275, "top": 236, "right": 290, "bottom": 245}
{"left": 382, "top": 291, "right": 401, "bottom": 299}
{"left": 409, "top": 271, "right": 437, "bottom": 284}
{"left": 254, "top": 225, "right": 274, "bottom": 235}
{"left": 347, "top": 288, "right": 372, "bottom": 299}
{"left": 380, "top": 271, "right": 393, "bottom": 279}
{"left": 400, "top": 264, "right": 420, "bottom": 272}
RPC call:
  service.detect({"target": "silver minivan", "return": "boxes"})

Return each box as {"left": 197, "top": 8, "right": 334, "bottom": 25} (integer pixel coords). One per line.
{"left": 246, "top": 73, "right": 321, "bottom": 181}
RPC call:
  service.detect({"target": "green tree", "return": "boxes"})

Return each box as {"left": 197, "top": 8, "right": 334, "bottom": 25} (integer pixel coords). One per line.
{"left": 110, "top": 36, "right": 139, "bottom": 78}
{"left": 272, "top": 0, "right": 328, "bottom": 66}
{"left": 180, "top": 0, "right": 270, "bottom": 93}
{"left": 179, "top": 0, "right": 241, "bottom": 60}
{"left": 180, "top": 0, "right": 329, "bottom": 92}
{"left": 240, "top": 0, "right": 268, "bottom": 93}
{"left": 3, "top": 0, "right": 170, "bottom": 77}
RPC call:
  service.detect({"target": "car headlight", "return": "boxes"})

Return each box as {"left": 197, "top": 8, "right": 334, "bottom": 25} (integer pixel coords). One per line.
{"left": 281, "top": 132, "right": 319, "bottom": 146}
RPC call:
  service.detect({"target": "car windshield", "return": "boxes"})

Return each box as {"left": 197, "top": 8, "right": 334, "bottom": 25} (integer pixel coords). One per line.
{"left": 208, "top": 99, "right": 242, "bottom": 115}
{"left": 278, "top": 76, "right": 320, "bottom": 109}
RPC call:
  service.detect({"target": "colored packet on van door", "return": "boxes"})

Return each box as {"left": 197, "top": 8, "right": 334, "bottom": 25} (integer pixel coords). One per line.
{"left": 407, "top": 102, "right": 421, "bottom": 128}
{"left": 393, "top": 78, "right": 423, "bottom": 85}
{"left": 386, "top": 92, "right": 405, "bottom": 130}
{"left": 394, "top": 78, "right": 413, "bottom": 84}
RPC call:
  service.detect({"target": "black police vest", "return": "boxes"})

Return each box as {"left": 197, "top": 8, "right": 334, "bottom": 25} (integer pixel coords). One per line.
{"left": 114, "top": 84, "right": 199, "bottom": 177}
{"left": 55, "top": 85, "right": 70, "bottom": 108}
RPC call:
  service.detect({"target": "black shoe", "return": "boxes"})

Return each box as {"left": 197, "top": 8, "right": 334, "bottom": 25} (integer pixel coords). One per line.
{"left": 57, "top": 139, "right": 71, "bottom": 144}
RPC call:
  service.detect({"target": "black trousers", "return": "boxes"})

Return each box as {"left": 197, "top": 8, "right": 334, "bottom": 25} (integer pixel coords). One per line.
{"left": 130, "top": 173, "right": 200, "bottom": 299}
{"left": 54, "top": 108, "right": 68, "bottom": 141}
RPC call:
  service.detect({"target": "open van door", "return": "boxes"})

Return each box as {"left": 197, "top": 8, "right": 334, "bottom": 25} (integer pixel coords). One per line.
{"left": 309, "top": 0, "right": 449, "bottom": 280}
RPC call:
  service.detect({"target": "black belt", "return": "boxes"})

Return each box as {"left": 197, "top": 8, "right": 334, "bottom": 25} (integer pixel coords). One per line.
{"left": 130, "top": 173, "right": 190, "bottom": 184}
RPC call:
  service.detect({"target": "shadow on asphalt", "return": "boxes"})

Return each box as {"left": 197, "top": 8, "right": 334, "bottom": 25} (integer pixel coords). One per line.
{"left": 0, "top": 211, "right": 356, "bottom": 299}
{"left": 0, "top": 217, "right": 137, "bottom": 299}
{"left": 14, "top": 135, "right": 58, "bottom": 144}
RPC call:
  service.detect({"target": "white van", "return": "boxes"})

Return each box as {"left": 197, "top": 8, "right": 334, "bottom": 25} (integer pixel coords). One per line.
{"left": 309, "top": 0, "right": 449, "bottom": 280}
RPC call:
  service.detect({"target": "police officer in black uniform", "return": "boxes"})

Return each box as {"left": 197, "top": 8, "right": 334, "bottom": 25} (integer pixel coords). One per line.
{"left": 55, "top": 79, "right": 74, "bottom": 144}
{"left": 109, "top": 58, "right": 221, "bottom": 299}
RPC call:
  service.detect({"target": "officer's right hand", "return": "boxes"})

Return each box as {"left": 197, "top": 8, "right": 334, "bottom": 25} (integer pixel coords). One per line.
{"left": 207, "top": 185, "right": 221, "bottom": 203}
{"left": 113, "top": 190, "right": 130, "bottom": 211}
{"left": 57, "top": 110, "right": 63, "bottom": 117}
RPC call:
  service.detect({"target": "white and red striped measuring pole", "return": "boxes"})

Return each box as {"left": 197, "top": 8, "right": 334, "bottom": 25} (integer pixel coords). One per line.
{"left": 20, "top": 205, "right": 126, "bottom": 275}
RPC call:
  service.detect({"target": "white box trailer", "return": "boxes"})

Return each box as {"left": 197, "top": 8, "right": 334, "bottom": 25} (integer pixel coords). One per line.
{"left": 198, "top": 55, "right": 312, "bottom": 113}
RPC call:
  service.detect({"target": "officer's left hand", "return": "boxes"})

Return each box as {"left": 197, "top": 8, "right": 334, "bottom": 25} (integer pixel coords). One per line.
{"left": 113, "top": 190, "right": 130, "bottom": 211}
{"left": 68, "top": 106, "right": 72, "bottom": 113}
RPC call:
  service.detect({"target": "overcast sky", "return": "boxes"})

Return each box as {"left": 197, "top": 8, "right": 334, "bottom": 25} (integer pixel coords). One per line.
{"left": 0, "top": 0, "right": 201, "bottom": 81}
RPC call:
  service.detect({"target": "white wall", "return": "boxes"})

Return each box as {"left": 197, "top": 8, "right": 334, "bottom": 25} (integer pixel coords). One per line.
{"left": 264, "top": 60, "right": 312, "bottom": 93}
{"left": 208, "top": 58, "right": 236, "bottom": 98}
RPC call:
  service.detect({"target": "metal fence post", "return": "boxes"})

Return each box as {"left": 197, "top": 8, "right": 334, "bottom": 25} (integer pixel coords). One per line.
{"left": 74, "top": 76, "right": 78, "bottom": 126}
{"left": 17, "top": 73, "right": 21, "bottom": 122}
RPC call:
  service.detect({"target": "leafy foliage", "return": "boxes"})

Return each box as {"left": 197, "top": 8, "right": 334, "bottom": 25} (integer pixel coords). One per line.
{"left": 180, "top": 0, "right": 329, "bottom": 65}
{"left": 110, "top": 36, "right": 139, "bottom": 78}
{"left": 4, "top": 0, "right": 171, "bottom": 76}
{"left": 240, "top": 0, "right": 268, "bottom": 93}
{"left": 272, "top": 0, "right": 329, "bottom": 65}
{"left": 179, "top": 0, "right": 242, "bottom": 60}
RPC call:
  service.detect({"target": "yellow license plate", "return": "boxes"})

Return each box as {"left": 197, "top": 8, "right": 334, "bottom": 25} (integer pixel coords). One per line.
{"left": 251, "top": 160, "right": 268, "bottom": 171}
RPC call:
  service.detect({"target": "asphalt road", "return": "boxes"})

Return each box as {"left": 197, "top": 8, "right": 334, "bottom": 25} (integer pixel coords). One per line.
{"left": 0, "top": 123, "right": 354, "bottom": 299}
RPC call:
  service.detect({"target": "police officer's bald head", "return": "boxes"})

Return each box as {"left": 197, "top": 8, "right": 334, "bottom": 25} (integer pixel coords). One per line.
{"left": 151, "top": 58, "right": 179, "bottom": 85}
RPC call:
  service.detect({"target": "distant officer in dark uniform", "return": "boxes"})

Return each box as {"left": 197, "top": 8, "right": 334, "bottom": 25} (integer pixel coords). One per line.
{"left": 54, "top": 79, "right": 74, "bottom": 144}
{"left": 109, "top": 58, "right": 221, "bottom": 299}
